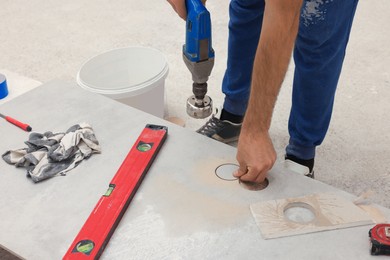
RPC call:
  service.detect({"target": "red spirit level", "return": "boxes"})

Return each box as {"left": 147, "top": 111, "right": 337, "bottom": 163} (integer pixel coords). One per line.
{"left": 63, "top": 124, "right": 168, "bottom": 259}
{"left": 369, "top": 223, "right": 390, "bottom": 255}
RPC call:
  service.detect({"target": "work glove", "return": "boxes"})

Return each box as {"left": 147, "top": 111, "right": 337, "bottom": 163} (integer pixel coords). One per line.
{"left": 167, "top": 0, "right": 207, "bottom": 20}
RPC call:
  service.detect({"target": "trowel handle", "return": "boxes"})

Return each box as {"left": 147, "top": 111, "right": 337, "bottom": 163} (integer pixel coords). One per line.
{"left": 184, "top": 0, "right": 214, "bottom": 63}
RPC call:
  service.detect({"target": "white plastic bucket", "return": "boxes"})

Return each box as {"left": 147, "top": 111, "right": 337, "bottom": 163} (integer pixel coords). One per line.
{"left": 77, "top": 47, "right": 169, "bottom": 118}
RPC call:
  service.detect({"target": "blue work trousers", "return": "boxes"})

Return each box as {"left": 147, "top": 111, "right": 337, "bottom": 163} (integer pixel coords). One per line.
{"left": 222, "top": 0, "right": 359, "bottom": 159}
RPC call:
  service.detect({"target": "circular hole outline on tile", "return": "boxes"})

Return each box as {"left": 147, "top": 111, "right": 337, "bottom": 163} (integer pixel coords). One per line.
{"left": 283, "top": 202, "right": 316, "bottom": 224}
{"left": 215, "top": 163, "right": 239, "bottom": 181}
{"left": 239, "top": 178, "right": 269, "bottom": 191}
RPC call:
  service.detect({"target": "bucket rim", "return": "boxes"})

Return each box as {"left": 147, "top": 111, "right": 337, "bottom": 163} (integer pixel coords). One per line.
{"left": 76, "top": 46, "right": 169, "bottom": 96}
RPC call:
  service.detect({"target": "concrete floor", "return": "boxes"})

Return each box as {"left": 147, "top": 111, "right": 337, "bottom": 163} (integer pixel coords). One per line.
{"left": 0, "top": 0, "right": 389, "bottom": 209}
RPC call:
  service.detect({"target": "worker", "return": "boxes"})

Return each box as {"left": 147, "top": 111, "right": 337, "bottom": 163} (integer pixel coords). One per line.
{"left": 167, "top": 0, "right": 359, "bottom": 183}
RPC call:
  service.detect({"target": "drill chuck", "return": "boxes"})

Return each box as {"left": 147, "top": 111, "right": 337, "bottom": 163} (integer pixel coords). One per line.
{"left": 192, "top": 82, "right": 207, "bottom": 100}
{"left": 186, "top": 82, "right": 213, "bottom": 118}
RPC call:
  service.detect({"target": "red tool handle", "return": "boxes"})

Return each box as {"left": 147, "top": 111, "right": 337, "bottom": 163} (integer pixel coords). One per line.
{"left": 5, "top": 116, "right": 32, "bottom": 132}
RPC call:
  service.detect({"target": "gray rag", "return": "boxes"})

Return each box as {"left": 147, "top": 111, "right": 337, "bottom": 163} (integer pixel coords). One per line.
{"left": 2, "top": 123, "right": 101, "bottom": 183}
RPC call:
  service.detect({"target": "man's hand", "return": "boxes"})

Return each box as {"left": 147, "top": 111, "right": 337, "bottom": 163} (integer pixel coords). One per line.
{"left": 167, "top": 0, "right": 207, "bottom": 20}
{"left": 234, "top": 130, "right": 276, "bottom": 183}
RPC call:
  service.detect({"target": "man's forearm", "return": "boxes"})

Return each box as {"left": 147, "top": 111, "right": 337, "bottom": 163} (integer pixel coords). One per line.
{"left": 243, "top": 0, "right": 303, "bottom": 133}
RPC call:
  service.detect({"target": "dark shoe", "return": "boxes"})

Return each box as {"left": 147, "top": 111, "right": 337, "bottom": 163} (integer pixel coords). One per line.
{"left": 284, "top": 155, "right": 315, "bottom": 178}
{"left": 196, "top": 109, "right": 242, "bottom": 143}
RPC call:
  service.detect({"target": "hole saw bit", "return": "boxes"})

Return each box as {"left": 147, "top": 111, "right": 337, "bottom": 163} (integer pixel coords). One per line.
{"left": 183, "top": 0, "right": 215, "bottom": 119}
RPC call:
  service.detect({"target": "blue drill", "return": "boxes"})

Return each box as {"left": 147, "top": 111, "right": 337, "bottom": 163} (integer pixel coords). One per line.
{"left": 183, "top": 0, "right": 215, "bottom": 119}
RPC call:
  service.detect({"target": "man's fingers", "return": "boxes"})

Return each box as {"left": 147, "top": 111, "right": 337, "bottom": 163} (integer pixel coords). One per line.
{"left": 234, "top": 162, "right": 258, "bottom": 182}
{"left": 239, "top": 166, "right": 260, "bottom": 182}
{"left": 167, "top": 0, "right": 176, "bottom": 11}
{"left": 234, "top": 163, "right": 269, "bottom": 183}
{"left": 233, "top": 164, "right": 247, "bottom": 178}
{"left": 167, "top": 0, "right": 187, "bottom": 20}
{"left": 255, "top": 172, "right": 267, "bottom": 184}
{"left": 167, "top": 0, "right": 208, "bottom": 20}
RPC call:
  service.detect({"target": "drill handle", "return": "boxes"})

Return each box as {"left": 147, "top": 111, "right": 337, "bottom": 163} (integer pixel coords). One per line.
{"left": 186, "top": 0, "right": 206, "bottom": 14}
{"left": 184, "top": 0, "right": 214, "bottom": 63}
